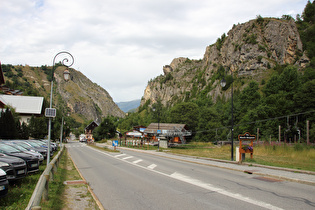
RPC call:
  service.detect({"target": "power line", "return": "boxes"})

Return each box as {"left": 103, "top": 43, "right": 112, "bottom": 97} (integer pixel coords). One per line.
{"left": 193, "top": 109, "right": 315, "bottom": 134}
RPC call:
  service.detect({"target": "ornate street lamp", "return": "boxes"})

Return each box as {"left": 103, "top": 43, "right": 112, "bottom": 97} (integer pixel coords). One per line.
{"left": 221, "top": 71, "right": 234, "bottom": 161}
{"left": 45, "top": 51, "right": 74, "bottom": 166}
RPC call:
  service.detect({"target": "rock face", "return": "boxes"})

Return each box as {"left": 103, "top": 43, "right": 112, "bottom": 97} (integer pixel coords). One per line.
{"left": 54, "top": 67, "right": 125, "bottom": 122}
{"left": 3, "top": 64, "right": 125, "bottom": 123}
{"left": 141, "top": 18, "right": 309, "bottom": 107}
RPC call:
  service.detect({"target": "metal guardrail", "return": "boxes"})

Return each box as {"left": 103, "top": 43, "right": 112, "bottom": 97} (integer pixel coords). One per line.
{"left": 26, "top": 145, "right": 65, "bottom": 210}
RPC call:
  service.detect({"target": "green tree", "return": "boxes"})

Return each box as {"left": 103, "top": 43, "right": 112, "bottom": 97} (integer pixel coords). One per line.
{"left": 168, "top": 102, "right": 199, "bottom": 131}
{"left": 93, "top": 117, "right": 116, "bottom": 141}
{"left": 29, "top": 116, "right": 47, "bottom": 139}
{"left": 237, "top": 81, "right": 261, "bottom": 114}
{"left": 297, "top": 0, "right": 315, "bottom": 59}
{"left": 195, "top": 107, "right": 222, "bottom": 142}
{"left": 19, "top": 122, "right": 30, "bottom": 139}
{"left": 0, "top": 108, "right": 18, "bottom": 139}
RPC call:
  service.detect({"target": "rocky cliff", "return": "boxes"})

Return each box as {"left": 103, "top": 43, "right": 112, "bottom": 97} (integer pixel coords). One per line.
{"left": 54, "top": 67, "right": 125, "bottom": 122}
{"left": 141, "top": 18, "right": 309, "bottom": 107}
{"left": 3, "top": 64, "right": 125, "bottom": 123}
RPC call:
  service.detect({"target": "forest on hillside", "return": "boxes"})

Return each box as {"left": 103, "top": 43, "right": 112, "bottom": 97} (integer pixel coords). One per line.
{"left": 115, "top": 1, "right": 315, "bottom": 143}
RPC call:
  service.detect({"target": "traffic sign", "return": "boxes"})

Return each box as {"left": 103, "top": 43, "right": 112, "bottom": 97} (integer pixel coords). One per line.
{"left": 112, "top": 140, "right": 119, "bottom": 147}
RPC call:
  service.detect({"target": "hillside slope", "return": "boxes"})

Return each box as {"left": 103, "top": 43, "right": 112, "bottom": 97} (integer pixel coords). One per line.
{"left": 2, "top": 64, "right": 125, "bottom": 123}
{"left": 141, "top": 18, "right": 309, "bottom": 107}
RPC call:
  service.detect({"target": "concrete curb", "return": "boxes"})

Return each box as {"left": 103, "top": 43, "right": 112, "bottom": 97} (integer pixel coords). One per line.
{"left": 67, "top": 149, "right": 105, "bottom": 210}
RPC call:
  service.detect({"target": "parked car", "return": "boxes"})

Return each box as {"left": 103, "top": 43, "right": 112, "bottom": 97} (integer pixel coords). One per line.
{"left": 0, "top": 143, "right": 39, "bottom": 173}
{"left": 17, "top": 140, "right": 52, "bottom": 158}
{"left": 27, "top": 140, "right": 54, "bottom": 156}
{"left": 3, "top": 142, "right": 44, "bottom": 165}
{"left": 0, "top": 154, "right": 27, "bottom": 181}
{"left": 7, "top": 140, "right": 48, "bottom": 159}
{"left": 0, "top": 168, "right": 9, "bottom": 197}
{"left": 39, "top": 140, "right": 58, "bottom": 151}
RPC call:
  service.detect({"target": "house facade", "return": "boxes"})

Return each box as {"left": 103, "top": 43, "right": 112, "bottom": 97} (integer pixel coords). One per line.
{"left": 144, "top": 123, "right": 192, "bottom": 145}
{"left": 84, "top": 121, "right": 99, "bottom": 143}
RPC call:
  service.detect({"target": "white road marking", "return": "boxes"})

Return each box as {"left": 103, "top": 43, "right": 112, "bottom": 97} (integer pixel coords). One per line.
{"left": 170, "top": 172, "right": 283, "bottom": 210}
{"left": 115, "top": 154, "right": 126, "bottom": 158}
{"left": 133, "top": 159, "right": 143, "bottom": 164}
{"left": 87, "top": 146, "right": 283, "bottom": 210}
{"left": 147, "top": 164, "right": 157, "bottom": 170}
{"left": 122, "top": 156, "right": 133, "bottom": 160}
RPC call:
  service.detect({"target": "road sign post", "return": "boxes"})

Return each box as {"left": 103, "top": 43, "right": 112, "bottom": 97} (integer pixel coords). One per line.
{"left": 112, "top": 140, "right": 119, "bottom": 150}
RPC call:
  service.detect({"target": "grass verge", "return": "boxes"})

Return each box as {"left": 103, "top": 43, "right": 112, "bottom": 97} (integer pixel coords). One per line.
{"left": 0, "top": 165, "right": 45, "bottom": 209}
{"left": 167, "top": 142, "right": 315, "bottom": 172}
{"left": 0, "top": 148, "right": 98, "bottom": 209}
{"left": 122, "top": 142, "right": 315, "bottom": 172}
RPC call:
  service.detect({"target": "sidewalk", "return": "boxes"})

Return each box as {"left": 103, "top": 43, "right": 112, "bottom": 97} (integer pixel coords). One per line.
{"left": 96, "top": 143, "right": 315, "bottom": 186}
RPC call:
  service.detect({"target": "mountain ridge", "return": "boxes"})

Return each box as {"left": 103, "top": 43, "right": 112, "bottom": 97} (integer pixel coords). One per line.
{"left": 116, "top": 99, "right": 141, "bottom": 112}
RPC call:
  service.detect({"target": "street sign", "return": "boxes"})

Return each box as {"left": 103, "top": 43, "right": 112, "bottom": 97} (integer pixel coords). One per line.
{"left": 112, "top": 140, "right": 119, "bottom": 147}
{"left": 238, "top": 132, "right": 256, "bottom": 141}
{"left": 45, "top": 108, "right": 56, "bottom": 117}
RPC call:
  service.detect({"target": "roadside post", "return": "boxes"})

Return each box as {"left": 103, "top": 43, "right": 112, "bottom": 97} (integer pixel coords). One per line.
{"left": 157, "top": 129, "right": 161, "bottom": 151}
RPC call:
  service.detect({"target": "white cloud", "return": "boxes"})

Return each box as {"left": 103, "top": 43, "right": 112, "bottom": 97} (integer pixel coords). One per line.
{"left": 0, "top": 0, "right": 307, "bottom": 102}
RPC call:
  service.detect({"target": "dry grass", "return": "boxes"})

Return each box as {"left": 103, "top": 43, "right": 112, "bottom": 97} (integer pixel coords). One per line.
{"left": 167, "top": 142, "right": 315, "bottom": 172}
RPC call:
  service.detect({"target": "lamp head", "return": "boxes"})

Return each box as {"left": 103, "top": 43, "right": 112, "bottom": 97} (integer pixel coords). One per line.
{"left": 63, "top": 69, "right": 70, "bottom": 81}
{"left": 220, "top": 78, "right": 226, "bottom": 87}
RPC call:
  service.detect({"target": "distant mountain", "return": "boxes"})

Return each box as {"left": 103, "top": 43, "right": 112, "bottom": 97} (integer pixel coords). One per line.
{"left": 116, "top": 99, "right": 141, "bottom": 112}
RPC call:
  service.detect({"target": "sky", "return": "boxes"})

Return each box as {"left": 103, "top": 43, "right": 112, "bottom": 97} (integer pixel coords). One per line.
{"left": 0, "top": 0, "right": 308, "bottom": 102}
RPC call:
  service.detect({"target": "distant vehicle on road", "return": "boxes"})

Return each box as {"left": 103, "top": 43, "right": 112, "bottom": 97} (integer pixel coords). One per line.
{"left": 79, "top": 134, "right": 87, "bottom": 142}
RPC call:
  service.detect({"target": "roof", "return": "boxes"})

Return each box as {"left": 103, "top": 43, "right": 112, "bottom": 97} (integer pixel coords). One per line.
{"left": 0, "top": 94, "right": 44, "bottom": 114}
{"left": 85, "top": 121, "right": 99, "bottom": 131}
{"left": 144, "top": 123, "right": 187, "bottom": 134}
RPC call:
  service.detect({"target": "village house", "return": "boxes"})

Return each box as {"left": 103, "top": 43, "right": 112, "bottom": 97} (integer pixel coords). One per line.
{"left": 144, "top": 123, "right": 192, "bottom": 147}
{"left": 84, "top": 121, "right": 99, "bottom": 143}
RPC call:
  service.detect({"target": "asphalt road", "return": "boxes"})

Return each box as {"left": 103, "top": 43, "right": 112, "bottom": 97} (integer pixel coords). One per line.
{"left": 66, "top": 141, "right": 315, "bottom": 210}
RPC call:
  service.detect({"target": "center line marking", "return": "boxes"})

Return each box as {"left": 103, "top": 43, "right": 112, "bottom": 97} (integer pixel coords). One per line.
{"left": 122, "top": 156, "right": 133, "bottom": 160}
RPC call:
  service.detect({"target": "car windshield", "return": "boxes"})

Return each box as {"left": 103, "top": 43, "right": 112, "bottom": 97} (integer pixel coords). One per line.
{"left": 0, "top": 144, "right": 21, "bottom": 153}
{"left": 9, "top": 144, "right": 27, "bottom": 152}
{"left": 30, "top": 141, "right": 44, "bottom": 146}
{"left": 25, "top": 141, "right": 41, "bottom": 147}
{"left": 16, "top": 142, "right": 32, "bottom": 150}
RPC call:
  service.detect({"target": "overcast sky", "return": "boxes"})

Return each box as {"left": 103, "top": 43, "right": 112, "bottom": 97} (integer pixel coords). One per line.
{"left": 0, "top": 0, "right": 307, "bottom": 102}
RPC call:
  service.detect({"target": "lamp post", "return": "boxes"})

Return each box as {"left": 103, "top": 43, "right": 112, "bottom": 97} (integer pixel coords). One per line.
{"left": 220, "top": 71, "right": 234, "bottom": 161}
{"left": 46, "top": 51, "right": 74, "bottom": 166}
{"left": 152, "top": 107, "right": 160, "bottom": 151}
